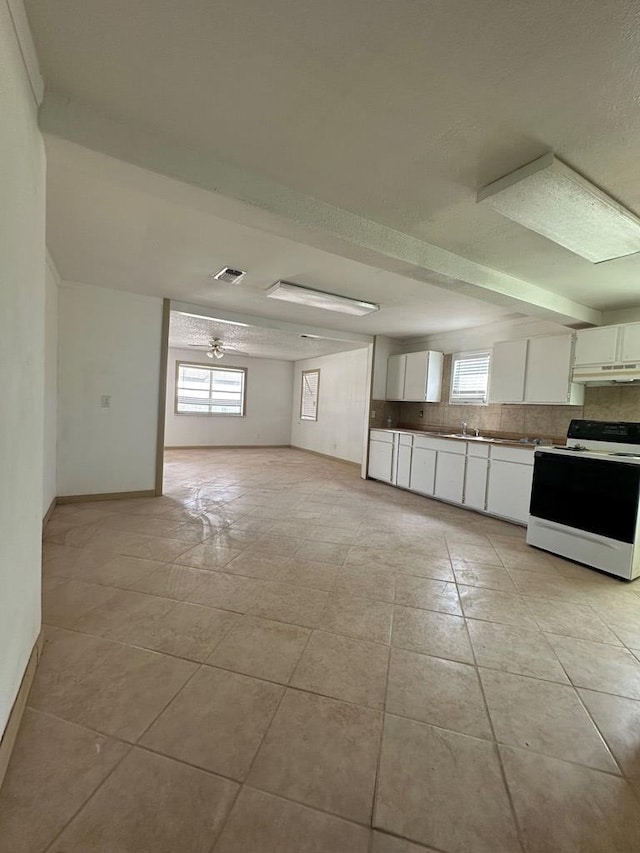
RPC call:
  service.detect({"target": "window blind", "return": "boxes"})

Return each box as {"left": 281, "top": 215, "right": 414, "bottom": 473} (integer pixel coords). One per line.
{"left": 450, "top": 352, "right": 490, "bottom": 404}
{"left": 300, "top": 369, "right": 320, "bottom": 420}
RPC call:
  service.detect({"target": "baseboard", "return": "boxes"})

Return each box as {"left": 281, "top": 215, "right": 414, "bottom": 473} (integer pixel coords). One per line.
{"left": 42, "top": 497, "right": 57, "bottom": 533}
{"left": 164, "top": 444, "right": 291, "bottom": 450}
{"left": 0, "top": 632, "right": 43, "bottom": 790}
{"left": 56, "top": 489, "right": 156, "bottom": 505}
{"left": 290, "top": 445, "right": 361, "bottom": 468}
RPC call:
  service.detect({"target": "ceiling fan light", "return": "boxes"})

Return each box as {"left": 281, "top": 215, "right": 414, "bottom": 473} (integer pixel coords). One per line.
{"left": 206, "top": 350, "right": 215, "bottom": 358}
{"left": 213, "top": 348, "right": 224, "bottom": 359}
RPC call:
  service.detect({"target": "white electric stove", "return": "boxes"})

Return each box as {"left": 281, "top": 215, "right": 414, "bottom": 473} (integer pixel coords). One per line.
{"left": 527, "top": 420, "right": 640, "bottom": 580}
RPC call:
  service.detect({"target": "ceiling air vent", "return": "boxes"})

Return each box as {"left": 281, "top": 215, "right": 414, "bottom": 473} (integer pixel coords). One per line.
{"left": 211, "top": 267, "right": 246, "bottom": 284}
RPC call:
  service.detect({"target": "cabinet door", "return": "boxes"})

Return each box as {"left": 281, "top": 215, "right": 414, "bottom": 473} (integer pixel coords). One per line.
{"left": 620, "top": 324, "right": 640, "bottom": 362}
{"left": 486, "top": 460, "right": 534, "bottom": 524}
{"left": 425, "top": 351, "right": 443, "bottom": 402}
{"left": 386, "top": 354, "right": 406, "bottom": 400}
{"left": 403, "top": 352, "right": 428, "bottom": 401}
{"left": 434, "top": 452, "right": 466, "bottom": 504}
{"left": 524, "top": 335, "right": 573, "bottom": 404}
{"left": 409, "top": 447, "right": 436, "bottom": 495}
{"left": 396, "top": 444, "right": 412, "bottom": 488}
{"left": 368, "top": 440, "right": 394, "bottom": 483}
{"left": 489, "top": 340, "right": 527, "bottom": 403}
{"left": 574, "top": 327, "right": 619, "bottom": 365}
{"left": 464, "top": 456, "right": 488, "bottom": 510}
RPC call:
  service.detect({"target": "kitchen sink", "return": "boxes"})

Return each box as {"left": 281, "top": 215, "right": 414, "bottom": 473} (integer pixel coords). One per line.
{"left": 443, "top": 433, "right": 495, "bottom": 441}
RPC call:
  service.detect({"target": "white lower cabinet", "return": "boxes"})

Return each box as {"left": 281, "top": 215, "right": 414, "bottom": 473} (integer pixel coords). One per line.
{"left": 464, "top": 444, "right": 490, "bottom": 510}
{"left": 410, "top": 446, "right": 437, "bottom": 495}
{"left": 368, "top": 432, "right": 395, "bottom": 483}
{"left": 434, "top": 451, "right": 466, "bottom": 504}
{"left": 369, "top": 430, "right": 534, "bottom": 525}
{"left": 486, "top": 447, "right": 535, "bottom": 524}
{"left": 464, "top": 457, "right": 489, "bottom": 510}
{"left": 396, "top": 436, "right": 413, "bottom": 489}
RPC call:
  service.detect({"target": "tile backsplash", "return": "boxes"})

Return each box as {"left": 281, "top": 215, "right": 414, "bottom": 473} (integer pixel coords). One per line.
{"left": 371, "top": 354, "right": 640, "bottom": 439}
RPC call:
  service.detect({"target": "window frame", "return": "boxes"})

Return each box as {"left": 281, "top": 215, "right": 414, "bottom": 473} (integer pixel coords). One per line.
{"left": 449, "top": 351, "right": 491, "bottom": 405}
{"left": 300, "top": 368, "right": 320, "bottom": 421}
{"left": 174, "top": 361, "right": 248, "bottom": 417}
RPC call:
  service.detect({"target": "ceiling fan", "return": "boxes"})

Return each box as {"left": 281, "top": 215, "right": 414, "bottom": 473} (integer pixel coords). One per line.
{"left": 186, "top": 338, "right": 245, "bottom": 359}
{"left": 185, "top": 338, "right": 226, "bottom": 359}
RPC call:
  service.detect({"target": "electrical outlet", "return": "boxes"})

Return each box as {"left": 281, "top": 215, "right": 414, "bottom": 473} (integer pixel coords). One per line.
{"left": 418, "top": 409, "right": 424, "bottom": 418}
{"left": 371, "top": 409, "right": 376, "bottom": 419}
{"left": 101, "top": 395, "right": 111, "bottom": 408}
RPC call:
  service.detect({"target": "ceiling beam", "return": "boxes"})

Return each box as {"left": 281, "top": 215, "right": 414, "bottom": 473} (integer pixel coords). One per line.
{"left": 40, "top": 92, "right": 602, "bottom": 328}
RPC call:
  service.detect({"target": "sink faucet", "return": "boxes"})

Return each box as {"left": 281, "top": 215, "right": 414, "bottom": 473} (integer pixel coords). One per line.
{"left": 460, "top": 421, "right": 467, "bottom": 436}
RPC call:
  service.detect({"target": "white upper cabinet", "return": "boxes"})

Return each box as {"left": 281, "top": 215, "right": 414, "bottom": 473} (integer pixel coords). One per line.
{"left": 620, "top": 323, "right": 640, "bottom": 362}
{"left": 574, "top": 326, "right": 619, "bottom": 366}
{"left": 386, "top": 354, "right": 406, "bottom": 400}
{"left": 574, "top": 322, "right": 640, "bottom": 367}
{"left": 385, "top": 351, "right": 443, "bottom": 402}
{"left": 525, "top": 334, "right": 582, "bottom": 404}
{"left": 489, "top": 339, "right": 528, "bottom": 403}
{"left": 489, "top": 334, "right": 583, "bottom": 405}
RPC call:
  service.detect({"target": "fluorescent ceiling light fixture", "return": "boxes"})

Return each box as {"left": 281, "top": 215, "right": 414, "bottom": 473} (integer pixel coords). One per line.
{"left": 477, "top": 152, "right": 640, "bottom": 263}
{"left": 176, "top": 311, "right": 250, "bottom": 327}
{"left": 266, "top": 281, "right": 379, "bottom": 316}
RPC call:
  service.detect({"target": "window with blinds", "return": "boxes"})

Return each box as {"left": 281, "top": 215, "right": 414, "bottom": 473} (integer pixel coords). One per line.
{"left": 175, "top": 362, "right": 247, "bottom": 415}
{"left": 449, "top": 352, "right": 490, "bottom": 404}
{"left": 300, "top": 369, "right": 320, "bottom": 421}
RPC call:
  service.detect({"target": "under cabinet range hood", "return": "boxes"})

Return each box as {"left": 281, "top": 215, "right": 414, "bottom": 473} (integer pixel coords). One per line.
{"left": 572, "top": 361, "right": 640, "bottom": 384}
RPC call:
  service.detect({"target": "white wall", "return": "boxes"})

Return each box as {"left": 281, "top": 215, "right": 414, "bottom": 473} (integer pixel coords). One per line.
{"left": 291, "top": 348, "right": 370, "bottom": 464}
{"left": 0, "top": 2, "right": 46, "bottom": 735}
{"left": 165, "top": 347, "right": 293, "bottom": 446}
{"left": 43, "top": 256, "right": 59, "bottom": 515}
{"left": 57, "top": 282, "right": 163, "bottom": 496}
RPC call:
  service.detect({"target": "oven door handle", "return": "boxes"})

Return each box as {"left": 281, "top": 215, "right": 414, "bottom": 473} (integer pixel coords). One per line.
{"left": 533, "top": 519, "right": 625, "bottom": 550}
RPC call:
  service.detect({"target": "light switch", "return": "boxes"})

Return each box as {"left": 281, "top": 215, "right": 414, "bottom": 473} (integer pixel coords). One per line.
{"left": 101, "top": 395, "right": 111, "bottom": 408}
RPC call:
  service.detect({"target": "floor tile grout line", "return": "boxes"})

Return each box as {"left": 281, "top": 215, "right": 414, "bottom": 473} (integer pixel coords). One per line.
{"left": 570, "top": 686, "right": 626, "bottom": 778}
{"left": 370, "top": 599, "right": 395, "bottom": 835}
{"left": 461, "top": 613, "right": 527, "bottom": 852}
{"left": 41, "top": 739, "right": 133, "bottom": 853}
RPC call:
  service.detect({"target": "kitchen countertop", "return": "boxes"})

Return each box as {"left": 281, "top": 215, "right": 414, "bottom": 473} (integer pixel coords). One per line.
{"left": 370, "top": 427, "right": 542, "bottom": 450}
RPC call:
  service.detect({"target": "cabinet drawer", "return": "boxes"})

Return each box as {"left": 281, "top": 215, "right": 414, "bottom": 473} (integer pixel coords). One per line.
{"left": 413, "top": 436, "right": 465, "bottom": 454}
{"left": 399, "top": 433, "right": 414, "bottom": 447}
{"left": 490, "top": 445, "right": 535, "bottom": 465}
{"left": 467, "top": 443, "right": 490, "bottom": 458}
{"left": 370, "top": 430, "right": 395, "bottom": 443}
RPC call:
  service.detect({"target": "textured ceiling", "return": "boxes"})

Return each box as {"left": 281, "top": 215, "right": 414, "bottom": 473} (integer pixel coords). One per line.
{"left": 27, "top": 0, "right": 640, "bottom": 323}
{"left": 169, "top": 312, "right": 365, "bottom": 361}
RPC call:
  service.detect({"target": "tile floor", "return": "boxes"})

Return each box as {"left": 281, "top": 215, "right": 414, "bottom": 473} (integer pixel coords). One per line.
{"left": 2, "top": 447, "right": 640, "bottom": 851}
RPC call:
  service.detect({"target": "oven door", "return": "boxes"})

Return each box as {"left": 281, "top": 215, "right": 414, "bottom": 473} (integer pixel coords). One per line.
{"left": 529, "top": 452, "right": 640, "bottom": 544}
